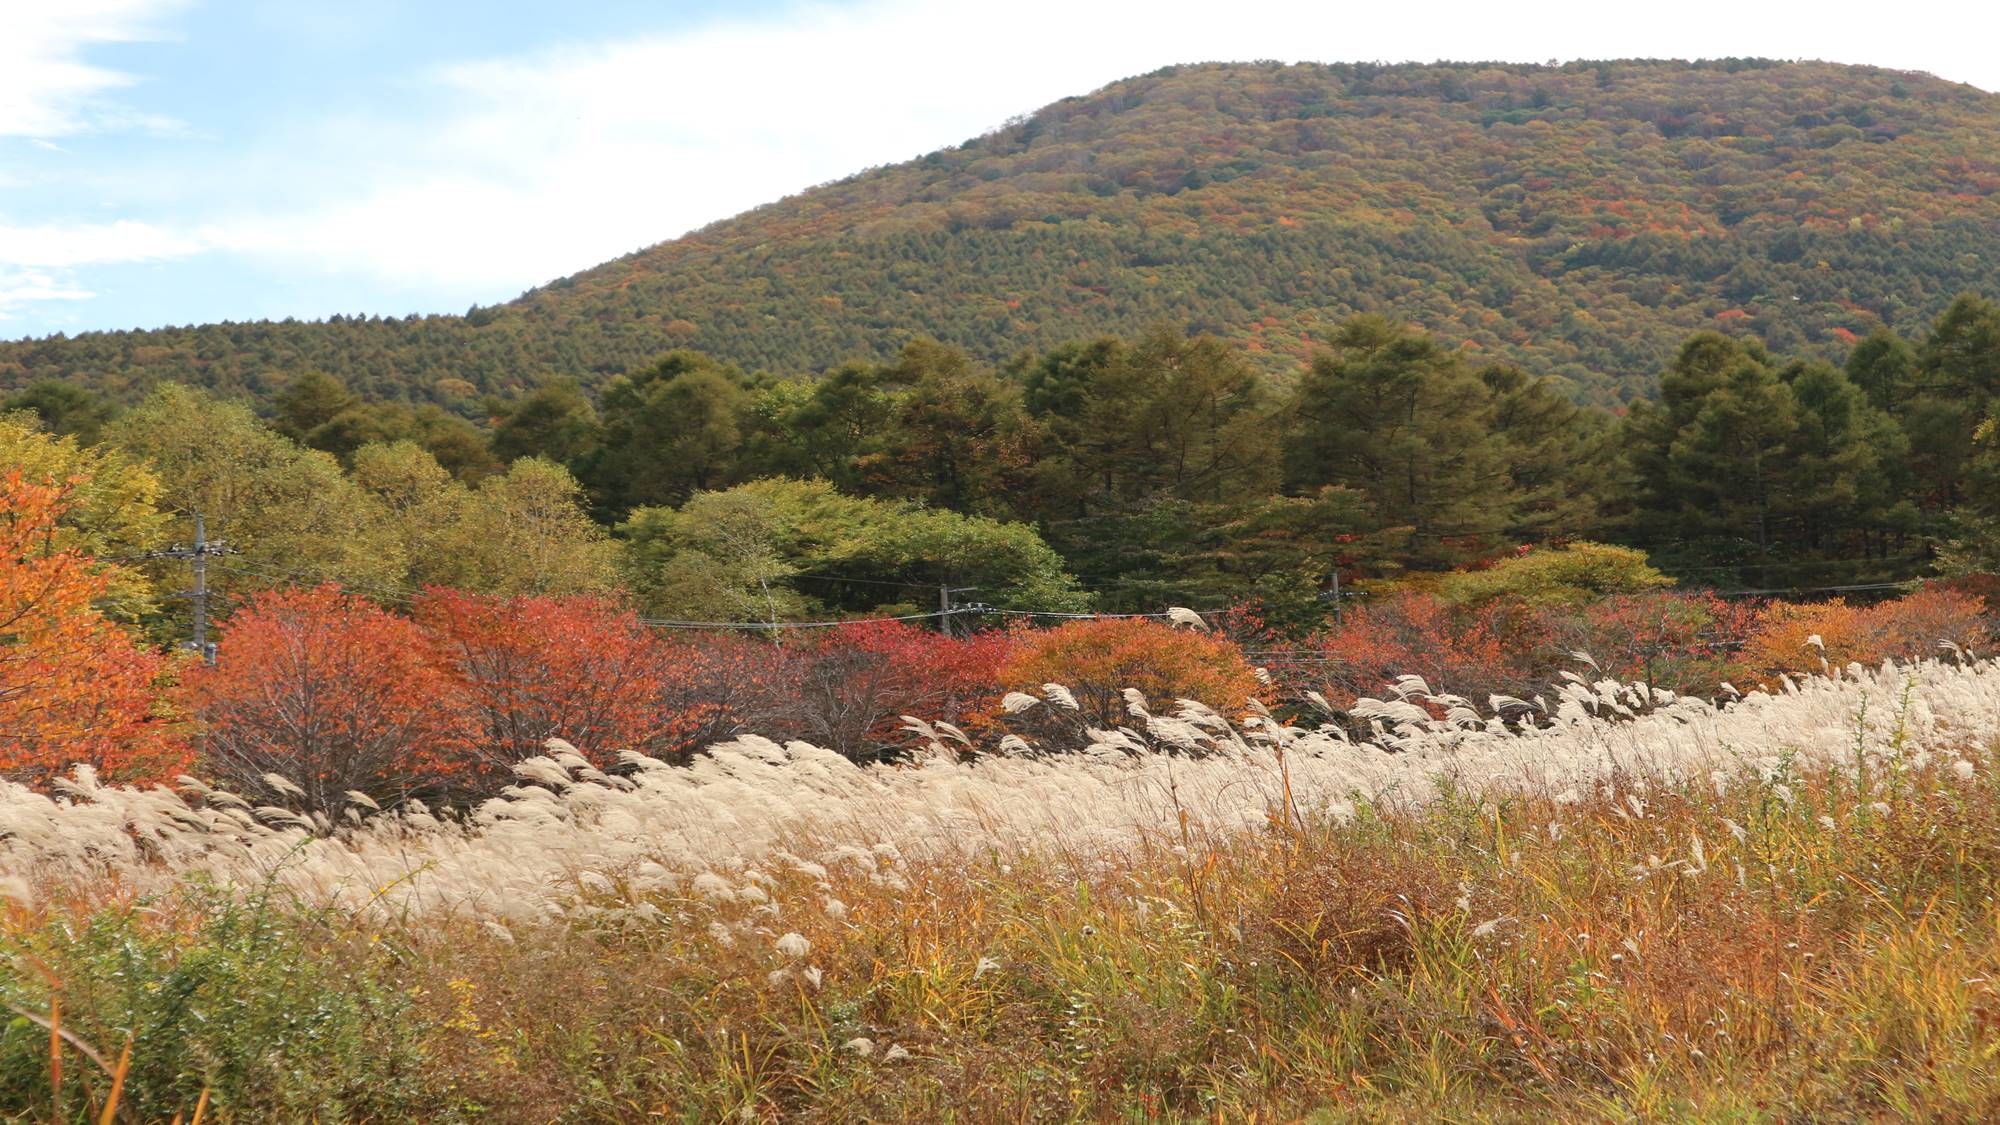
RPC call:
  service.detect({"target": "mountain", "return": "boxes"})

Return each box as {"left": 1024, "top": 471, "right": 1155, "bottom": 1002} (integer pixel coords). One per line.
{"left": 6, "top": 59, "right": 2000, "bottom": 406}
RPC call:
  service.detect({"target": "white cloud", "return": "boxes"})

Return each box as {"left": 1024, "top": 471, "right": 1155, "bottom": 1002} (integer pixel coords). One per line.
{"left": 0, "top": 0, "right": 184, "bottom": 137}
{"left": 0, "top": 213, "right": 200, "bottom": 322}
{"left": 0, "top": 218, "right": 203, "bottom": 267}
{"left": 0, "top": 267, "right": 94, "bottom": 319}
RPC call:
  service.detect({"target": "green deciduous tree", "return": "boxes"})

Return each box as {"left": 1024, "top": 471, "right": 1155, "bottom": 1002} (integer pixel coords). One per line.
{"left": 107, "top": 383, "right": 407, "bottom": 598}
{"left": 352, "top": 442, "right": 617, "bottom": 597}
{"left": 1, "top": 379, "right": 116, "bottom": 445}
{"left": 619, "top": 478, "right": 1085, "bottom": 622}
{"left": 490, "top": 379, "right": 601, "bottom": 466}
{"left": 584, "top": 351, "right": 750, "bottom": 513}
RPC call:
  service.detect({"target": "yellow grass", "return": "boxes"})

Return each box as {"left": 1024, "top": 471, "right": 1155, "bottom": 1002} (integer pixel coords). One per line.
{"left": 4, "top": 656, "right": 2000, "bottom": 1119}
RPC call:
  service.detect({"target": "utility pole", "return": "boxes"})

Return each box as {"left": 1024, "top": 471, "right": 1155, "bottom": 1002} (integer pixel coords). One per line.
{"left": 1318, "top": 566, "right": 1344, "bottom": 624}
{"left": 146, "top": 512, "right": 231, "bottom": 664}
{"left": 938, "top": 584, "right": 978, "bottom": 638}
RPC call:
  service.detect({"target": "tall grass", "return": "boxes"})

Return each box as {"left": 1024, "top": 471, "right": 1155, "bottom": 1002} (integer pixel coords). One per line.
{"left": 4, "top": 657, "right": 2000, "bottom": 1119}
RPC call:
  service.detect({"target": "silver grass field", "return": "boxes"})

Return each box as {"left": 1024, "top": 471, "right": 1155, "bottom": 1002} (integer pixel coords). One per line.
{"left": 6, "top": 657, "right": 1992, "bottom": 925}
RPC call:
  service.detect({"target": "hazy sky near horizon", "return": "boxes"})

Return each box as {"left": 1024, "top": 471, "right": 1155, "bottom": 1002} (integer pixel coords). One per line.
{"left": 2, "top": 0, "right": 1994, "bottom": 339}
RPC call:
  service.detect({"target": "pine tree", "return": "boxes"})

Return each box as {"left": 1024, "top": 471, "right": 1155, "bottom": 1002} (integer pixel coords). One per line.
{"left": 1283, "top": 316, "right": 1513, "bottom": 567}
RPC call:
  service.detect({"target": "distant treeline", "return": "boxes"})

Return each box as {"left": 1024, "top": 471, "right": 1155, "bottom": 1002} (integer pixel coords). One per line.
{"left": 7, "top": 295, "right": 1998, "bottom": 632}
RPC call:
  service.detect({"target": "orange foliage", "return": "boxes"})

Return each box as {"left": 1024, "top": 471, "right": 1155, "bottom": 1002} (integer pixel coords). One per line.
{"left": 414, "top": 590, "right": 681, "bottom": 781}
{"left": 1868, "top": 588, "right": 1992, "bottom": 659}
{"left": 1739, "top": 599, "right": 1876, "bottom": 681}
{"left": 1739, "top": 590, "right": 1992, "bottom": 683}
{"left": 998, "top": 618, "right": 1259, "bottom": 727}
{"left": 184, "top": 584, "right": 451, "bottom": 810}
{"left": 0, "top": 471, "right": 182, "bottom": 786}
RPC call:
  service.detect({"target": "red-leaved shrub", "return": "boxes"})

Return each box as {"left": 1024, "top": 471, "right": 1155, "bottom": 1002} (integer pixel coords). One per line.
{"left": 774, "top": 621, "right": 1010, "bottom": 759}
{"left": 1297, "top": 592, "right": 1548, "bottom": 711}
{"left": 415, "top": 590, "right": 678, "bottom": 783}
{"left": 186, "top": 585, "right": 453, "bottom": 811}
{"left": 1560, "top": 591, "right": 1760, "bottom": 695}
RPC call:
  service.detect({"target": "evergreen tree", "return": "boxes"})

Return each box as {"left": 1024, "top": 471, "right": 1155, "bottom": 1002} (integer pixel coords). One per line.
{"left": 1844, "top": 328, "right": 1917, "bottom": 414}
{"left": 1283, "top": 316, "right": 1512, "bottom": 568}
{"left": 1906, "top": 294, "right": 2000, "bottom": 509}
{"left": 1478, "top": 362, "right": 1617, "bottom": 541}
{"left": 1664, "top": 357, "right": 1798, "bottom": 561}
{"left": 1780, "top": 360, "right": 1914, "bottom": 559}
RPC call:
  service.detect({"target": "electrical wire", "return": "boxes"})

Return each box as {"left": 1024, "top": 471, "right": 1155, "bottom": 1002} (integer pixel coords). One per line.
{"left": 637, "top": 610, "right": 955, "bottom": 631}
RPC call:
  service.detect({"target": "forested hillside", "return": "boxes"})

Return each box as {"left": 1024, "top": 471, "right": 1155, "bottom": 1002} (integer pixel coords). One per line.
{"left": 5, "top": 58, "right": 2000, "bottom": 405}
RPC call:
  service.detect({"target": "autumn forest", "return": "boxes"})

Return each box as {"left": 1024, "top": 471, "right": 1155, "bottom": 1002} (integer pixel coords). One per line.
{"left": 6, "top": 55, "right": 2000, "bottom": 1122}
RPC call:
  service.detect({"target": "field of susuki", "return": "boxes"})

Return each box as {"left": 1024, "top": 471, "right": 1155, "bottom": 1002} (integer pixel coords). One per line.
{"left": 6, "top": 655, "right": 2000, "bottom": 1121}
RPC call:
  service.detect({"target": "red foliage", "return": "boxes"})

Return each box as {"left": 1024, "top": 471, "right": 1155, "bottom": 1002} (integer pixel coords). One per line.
{"left": 1928, "top": 574, "right": 2000, "bottom": 613}
{"left": 0, "top": 471, "right": 182, "bottom": 786}
{"left": 647, "top": 630, "right": 770, "bottom": 760}
{"left": 1298, "top": 592, "right": 1548, "bottom": 710}
{"left": 414, "top": 590, "right": 681, "bottom": 781}
{"left": 185, "top": 585, "right": 452, "bottom": 810}
{"left": 1564, "top": 592, "right": 1761, "bottom": 694}
{"left": 776, "top": 621, "right": 1010, "bottom": 757}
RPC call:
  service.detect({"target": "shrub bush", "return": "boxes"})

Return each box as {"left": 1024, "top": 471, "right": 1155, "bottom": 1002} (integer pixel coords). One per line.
{"left": 775, "top": 621, "right": 1010, "bottom": 760}
{"left": 1298, "top": 592, "right": 1548, "bottom": 710}
{"left": 187, "top": 584, "right": 454, "bottom": 812}
{"left": 1869, "top": 588, "right": 1993, "bottom": 660}
{"left": 1557, "top": 591, "right": 1760, "bottom": 694}
{"left": 415, "top": 590, "right": 682, "bottom": 789}
{"left": 1437, "top": 542, "right": 1673, "bottom": 607}
{"left": 997, "top": 617, "right": 1260, "bottom": 734}
{"left": 1739, "top": 589, "right": 1993, "bottom": 684}
{"left": 647, "top": 630, "right": 770, "bottom": 760}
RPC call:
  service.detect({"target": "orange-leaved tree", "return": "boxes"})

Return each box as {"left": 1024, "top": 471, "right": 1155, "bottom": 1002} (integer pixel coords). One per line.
{"left": 0, "top": 470, "right": 182, "bottom": 786}
{"left": 184, "top": 584, "right": 457, "bottom": 812}
{"left": 415, "top": 590, "right": 677, "bottom": 786}
{"left": 998, "top": 617, "right": 1260, "bottom": 735}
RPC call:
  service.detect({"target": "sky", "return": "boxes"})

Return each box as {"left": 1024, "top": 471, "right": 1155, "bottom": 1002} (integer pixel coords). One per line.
{"left": 2, "top": 0, "right": 1996, "bottom": 340}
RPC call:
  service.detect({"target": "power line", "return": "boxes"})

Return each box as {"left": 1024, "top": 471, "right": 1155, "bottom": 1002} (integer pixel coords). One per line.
{"left": 983, "top": 608, "right": 1181, "bottom": 620}
{"left": 638, "top": 609, "right": 956, "bottom": 631}
{"left": 1708, "top": 580, "right": 1919, "bottom": 598}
